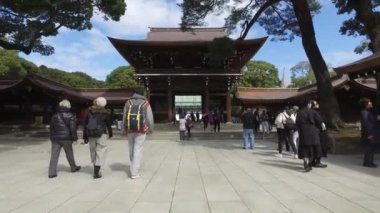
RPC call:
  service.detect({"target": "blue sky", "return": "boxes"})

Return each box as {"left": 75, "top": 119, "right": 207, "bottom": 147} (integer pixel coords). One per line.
{"left": 21, "top": 0, "right": 369, "bottom": 81}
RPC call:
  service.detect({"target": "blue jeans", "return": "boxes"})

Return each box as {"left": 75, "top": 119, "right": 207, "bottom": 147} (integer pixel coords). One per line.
{"left": 243, "top": 129, "right": 255, "bottom": 149}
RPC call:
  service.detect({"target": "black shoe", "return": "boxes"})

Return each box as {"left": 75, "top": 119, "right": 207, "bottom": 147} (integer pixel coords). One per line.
{"left": 48, "top": 174, "right": 57, "bottom": 178}
{"left": 93, "top": 165, "right": 102, "bottom": 179}
{"left": 93, "top": 172, "right": 102, "bottom": 179}
{"left": 71, "top": 166, "right": 81, "bottom": 173}
{"left": 363, "top": 163, "right": 378, "bottom": 168}
{"left": 303, "top": 161, "right": 312, "bottom": 172}
{"left": 313, "top": 163, "right": 327, "bottom": 168}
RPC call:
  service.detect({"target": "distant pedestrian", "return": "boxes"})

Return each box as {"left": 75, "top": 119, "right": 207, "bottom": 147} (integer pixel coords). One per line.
{"left": 202, "top": 113, "right": 209, "bottom": 130}
{"left": 179, "top": 114, "right": 186, "bottom": 141}
{"left": 196, "top": 111, "right": 200, "bottom": 122}
{"left": 213, "top": 109, "right": 221, "bottom": 132}
{"left": 123, "top": 88, "right": 154, "bottom": 179}
{"left": 48, "top": 99, "right": 81, "bottom": 178}
{"left": 83, "top": 97, "right": 113, "bottom": 179}
{"left": 185, "top": 115, "right": 193, "bottom": 138}
{"left": 359, "top": 98, "right": 379, "bottom": 168}
{"left": 260, "top": 110, "right": 270, "bottom": 137}
{"left": 241, "top": 108, "right": 255, "bottom": 149}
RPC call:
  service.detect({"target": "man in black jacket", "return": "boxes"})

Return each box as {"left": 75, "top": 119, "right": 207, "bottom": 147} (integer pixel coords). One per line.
{"left": 48, "top": 99, "right": 81, "bottom": 178}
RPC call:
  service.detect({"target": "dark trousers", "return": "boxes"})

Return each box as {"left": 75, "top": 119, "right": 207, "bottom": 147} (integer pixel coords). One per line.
{"left": 277, "top": 128, "right": 291, "bottom": 153}
{"left": 363, "top": 143, "right": 377, "bottom": 165}
{"left": 203, "top": 121, "right": 208, "bottom": 130}
{"left": 49, "top": 140, "right": 76, "bottom": 176}
{"left": 187, "top": 127, "right": 191, "bottom": 137}
{"left": 214, "top": 122, "right": 220, "bottom": 132}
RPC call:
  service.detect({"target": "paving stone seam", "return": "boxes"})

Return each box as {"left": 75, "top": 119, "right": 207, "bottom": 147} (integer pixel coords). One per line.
{"left": 194, "top": 145, "right": 216, "bottom": 213}
{"left": 223, "top": 147, "right": 305, "bottom": 213}
{"left": 206, "top": 147, "right": 254, "bottom": 213}
{"left": 129, "top": 140, "right": 175, "bottom": 212}
{"left": 229, "top": 148, "right": 371, "bottom": 213}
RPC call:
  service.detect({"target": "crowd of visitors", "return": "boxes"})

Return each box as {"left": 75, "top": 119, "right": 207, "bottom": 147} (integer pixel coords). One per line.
{"left": 48, "top": 95, "right": 378, "bottom": 179}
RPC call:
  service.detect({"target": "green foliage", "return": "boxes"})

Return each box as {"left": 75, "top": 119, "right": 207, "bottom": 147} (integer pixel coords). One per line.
{"left": 0, "top": 0, "right": 126, "bottom": 55}
{"left": 238, "top": 60, "right": 280, "bottom": 87}
{"left": 207, "top": 37, "right": 235, "bottom": 68}
{"left": 289, "top": 61, "right": 336, "bottom": 87}
{"left": 332, "top": 0, "right": 380, "bottom": 53}
{"left": 289, "top": 61, "right": 315, "bottom": 87}
{"left": 37, "top": 65, "right": 105, "bottom": 88}
{"left": 180, "top": 0, "right": 321, "bottom": 41}
{"left": 105, "top": 66, "right": 139, "bottom": 89}
{"left": 0, "top": 49, "right": 38, "bottom": 79}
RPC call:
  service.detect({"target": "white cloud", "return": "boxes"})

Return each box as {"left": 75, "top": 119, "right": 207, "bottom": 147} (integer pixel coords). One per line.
{"left": 21, "top": 0, "right": 264, "bottom": 80}
{"left": 323, "top": 51, "right": 370, "bottom": 68}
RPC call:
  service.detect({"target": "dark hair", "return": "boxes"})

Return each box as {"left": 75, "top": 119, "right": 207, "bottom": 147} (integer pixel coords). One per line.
{"left": 359, "top": 97, "right": 371, "bottom": 109}
{"left": 133, "top": 87, "right": 144, "bottom": 95}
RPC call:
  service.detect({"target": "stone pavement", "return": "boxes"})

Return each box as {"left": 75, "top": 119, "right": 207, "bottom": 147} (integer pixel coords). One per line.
{"left": 0, "top": 133, "right": 379, "bottom": 213}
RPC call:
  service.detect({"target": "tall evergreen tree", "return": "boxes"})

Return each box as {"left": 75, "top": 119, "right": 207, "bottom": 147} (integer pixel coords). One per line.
{"left": 0, "top": 0, "right": 126, "bottom": 55}
{"left": 180, "top": 0, "right": 342, "bottom": 127}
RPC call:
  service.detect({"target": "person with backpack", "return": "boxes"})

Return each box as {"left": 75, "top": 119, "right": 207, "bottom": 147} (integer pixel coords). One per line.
{"left": 48, "top": 99, "right": 81, "bottom": 178}
{"left": 274, "top": 106, "right": 296, "bottom": 158}
{"left": 123, "top": 88, "right": 154, "bottom": 179}
{"left": 83, "top": 97, "right": 113, "bottom": 179}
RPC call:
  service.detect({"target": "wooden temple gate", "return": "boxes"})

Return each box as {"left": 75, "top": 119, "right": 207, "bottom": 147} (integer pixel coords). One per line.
{"left": 109, "top": 28, "right": 267, "bottom": 122}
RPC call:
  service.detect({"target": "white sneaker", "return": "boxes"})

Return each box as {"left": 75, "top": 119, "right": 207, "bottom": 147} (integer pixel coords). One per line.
{"left": 275, "top": 153, "right": 283, "bottom": 158}
{"left": 294, "top": 154, "right": 298, "bottom": 159}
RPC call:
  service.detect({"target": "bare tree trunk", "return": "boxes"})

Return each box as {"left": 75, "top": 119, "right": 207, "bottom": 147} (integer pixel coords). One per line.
{"left": 292, "top": 0, "right": 342, "bottom": 128}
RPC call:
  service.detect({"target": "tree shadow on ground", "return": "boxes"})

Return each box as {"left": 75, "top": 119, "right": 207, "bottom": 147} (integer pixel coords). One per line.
{"left": 258, "top": 160, "right": 306, "bottom": 173}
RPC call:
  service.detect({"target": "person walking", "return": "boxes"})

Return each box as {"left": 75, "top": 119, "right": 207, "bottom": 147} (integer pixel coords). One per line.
{"left": 213, "top": 109, "right": 221, "bottom": 133}
{"left": 260, "top": 110, "right": 270, "bottom": 138}
{"left": 48, "top": 99, "right": 81, "bottom": 178}
{"left": 311, "top": 101, "right": 329, "bottom": 166}
{"left": 296, "top": 100, "right": 324, "bottom": 172}
{"left": 179, "top": 114, "right": 186, "bottom": 141}
{"left": 241, "top": 108, "right": 255, "bottom": 149}
{"left": 274, "top": 107, "right": 296, "bottom": 157}
{"left": 83, "top": 97, "right": 113, "bottom": 179}
{"left": 359, "top": 98, "right": 379, "bottom": 168}
{"left": 185, "top": 115, "right": 193, "bottom": 138}
{"left": 123, "top": 88, "right": 154, "bottom": 179}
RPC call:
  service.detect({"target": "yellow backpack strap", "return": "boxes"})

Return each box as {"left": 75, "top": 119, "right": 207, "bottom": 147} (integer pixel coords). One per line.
{"left": 136, "top": 101, "right": 147, "bottom": 131}
{"left": 127, "top": 100, "right": 133, "bottom": 129}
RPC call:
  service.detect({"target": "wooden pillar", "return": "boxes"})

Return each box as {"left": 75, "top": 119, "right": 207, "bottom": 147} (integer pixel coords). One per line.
{"left": 144, "top": 89, "right": 151, "bottom": 102}
{"left": 376, "top": 72, "right": 380, "bottom": 116}
{"left": 168, "top": 89, "right": 173, "bottom": 122}
{"left": 226, "top": 92, "right": 231, "bottom": 123}
{"left": 204, "top": 89, "right": 209, "bottom": 113}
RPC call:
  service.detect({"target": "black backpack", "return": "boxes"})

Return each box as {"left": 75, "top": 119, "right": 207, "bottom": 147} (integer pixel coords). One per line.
{"left": 125, "top": 100, "right": 147, "bottom": 132}
{"left": 283, "top": 113, "right": 297, "bottom": 130}
{"left": 86, "top": 112, "right": 103, "bottom": 137}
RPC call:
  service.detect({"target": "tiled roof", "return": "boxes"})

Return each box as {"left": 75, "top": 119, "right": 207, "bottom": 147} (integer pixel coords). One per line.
{"left": 146, "top": 28, "right": 227, "bottom": 41}
{"left": 236, "top": 75, "right": 351, "bottom": 103}
{"left": 334, "top": 52, "right": 380, "bottom": 76}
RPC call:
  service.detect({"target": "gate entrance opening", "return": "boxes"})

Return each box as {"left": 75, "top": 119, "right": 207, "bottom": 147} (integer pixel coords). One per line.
{"left": 175, "top": 95, "right": 201, "bottom": 120}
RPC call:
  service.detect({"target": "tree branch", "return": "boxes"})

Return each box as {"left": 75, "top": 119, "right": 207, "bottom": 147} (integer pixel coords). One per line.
{"left": 239, "top": 0, "right": 282, "bottom": 40}
{"left": 0, "top": 39, "right": 31, "bottom": 54}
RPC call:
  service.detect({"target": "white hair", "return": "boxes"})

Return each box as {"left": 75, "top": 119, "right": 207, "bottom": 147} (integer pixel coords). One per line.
{"left": 94, "top": 97, "right": 107, "bottom": 107}
{"left": 59, "top": 99, "right": 71, "bottom": 109}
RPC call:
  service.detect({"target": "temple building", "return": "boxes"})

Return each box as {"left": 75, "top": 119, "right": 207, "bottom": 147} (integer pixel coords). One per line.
{"left": 108, "top": 28, "right": 267, "bottom": 122}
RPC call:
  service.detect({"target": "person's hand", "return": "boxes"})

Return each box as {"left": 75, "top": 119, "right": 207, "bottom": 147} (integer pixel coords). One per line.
{"left": 84, "top": 138, "right": 89, "bottom": 144}
{"left": 368, "top": 135, "right": 374, "bottom": 140}
{"left": 72, "top": 140, "right": 78, "bottom": 145}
